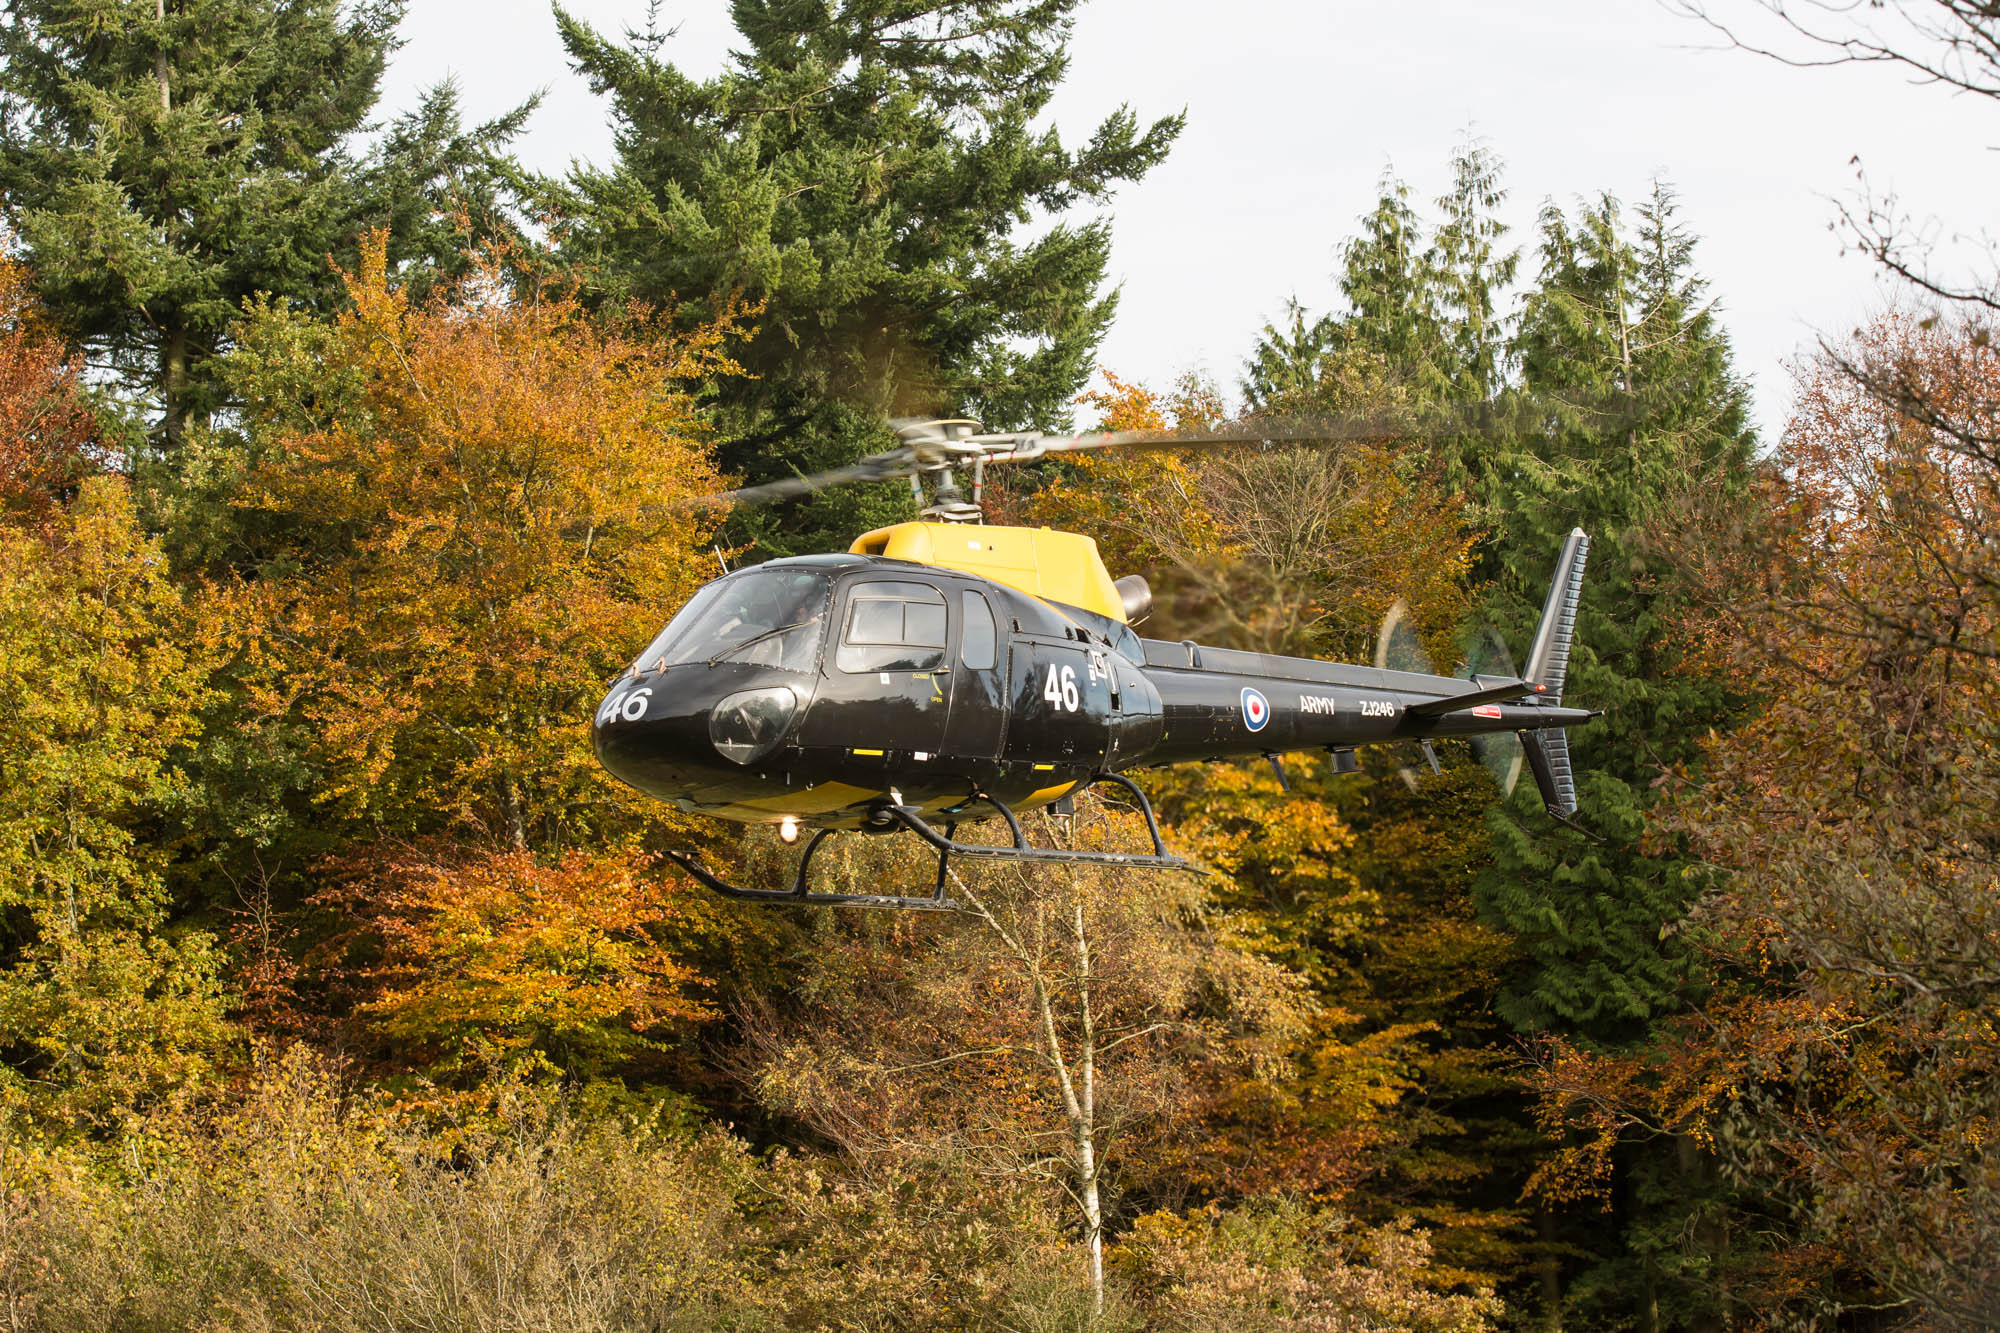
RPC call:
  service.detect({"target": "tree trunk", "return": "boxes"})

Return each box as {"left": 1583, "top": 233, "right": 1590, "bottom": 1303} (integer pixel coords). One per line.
{"left": 1679, "top": 1132, "right": 1728, "bottom": 1333}
{"left": 1537, "top": 1206, "right": 1563, "bottom": 1333}
{"left": 1074, "top": 893, "right": 1104, "bottom": 1316}
{"left": 155, "top": 0, "right": 170, "bottom": 111}
{"left": 159, "top": 325, "right": 187, "bottom": 450}
{"left": 500, "top": 771, "right": 528, "bottom": 851}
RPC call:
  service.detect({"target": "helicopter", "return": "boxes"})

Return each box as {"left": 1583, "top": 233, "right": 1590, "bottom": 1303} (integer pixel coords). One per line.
{"left": 591, "top": 419, "right": 1594, "bottom": 910}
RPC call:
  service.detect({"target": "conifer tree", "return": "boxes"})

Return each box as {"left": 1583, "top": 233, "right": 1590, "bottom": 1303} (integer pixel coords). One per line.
{"left": 1477, "top": 187, "right": 1752, "bottom": 1039}
{"left": 0, "top": 0, "right": 528, "bottom": 448}
{"left": 1428, "top": 142, "right": 1517, "bottom": 406}
{"left": 549, "top": 0, "right": 1180, "bottom": 556}
{"left": 1474, "top": 185, "right": 1758, "bottom": 1326}
{"left": 1242, "top": 298, "right": 1335, "bottom": 414}
{"left": 1339, "top": 172, "right": 1439, "bottom": 386}
{"left": 1243, "top": 144, "right": 1515, "bottom": 451}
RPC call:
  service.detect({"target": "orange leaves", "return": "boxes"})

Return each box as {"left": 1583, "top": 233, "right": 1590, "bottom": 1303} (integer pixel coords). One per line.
{"left": 234, "top": 231, "right": 750, "bottom": 842}
{"left": 1015, "top": 370, "right": 1227, "bottom": 585}
{"left": 323, "top": 844, "right": 716, "bottom": 1076}
{"left": 1031, "top": 367, "right": 1475, "bottom": 659}
{"left": 207, "top": 232, "right": 764, "bottom": 1080}
{"left": 1533, "top": 313, "right": 2000, "bottom": 1318}
{"left": 1078, "top": 368, "right": 1172, "bottom": 433}
{"left": 0, "top": 256, "right": 101, "bottom": 525}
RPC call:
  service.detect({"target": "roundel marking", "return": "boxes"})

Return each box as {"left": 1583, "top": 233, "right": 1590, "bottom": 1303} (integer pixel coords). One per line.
{"left": 1240, "top": 686, "right": 1271, "bottom": 733}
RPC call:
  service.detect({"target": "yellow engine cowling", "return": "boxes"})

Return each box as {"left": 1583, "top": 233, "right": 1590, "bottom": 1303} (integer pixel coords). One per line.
{"left": 849, "top": 522, "right": 1128, "bottom": 623}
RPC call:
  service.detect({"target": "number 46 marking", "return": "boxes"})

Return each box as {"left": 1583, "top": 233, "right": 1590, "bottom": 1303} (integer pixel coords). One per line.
{"left": 1043, "top": 663, "right": 1080, "bottom": 712}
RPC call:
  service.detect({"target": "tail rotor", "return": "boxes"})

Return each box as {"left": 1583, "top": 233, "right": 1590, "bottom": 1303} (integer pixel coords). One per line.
{"left": 1459, "top": 621, "right": 1526, "bottom": 797}
{"left": 1372, "top": 600, "right": 1525, "bottom": 797}
{"left": 1371, "top": 525, "right": 1592, "bottom": 818}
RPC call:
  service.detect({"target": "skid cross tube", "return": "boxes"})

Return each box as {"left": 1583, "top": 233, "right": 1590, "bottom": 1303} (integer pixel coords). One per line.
{"left": 886, "top": 772, "right": 1186, "bottom": 870}
{"left": 663, "top": 827, "right": 962, "bottom": 911}
{"left": 662, "top": 772, "right": 1189, "bottom": 911}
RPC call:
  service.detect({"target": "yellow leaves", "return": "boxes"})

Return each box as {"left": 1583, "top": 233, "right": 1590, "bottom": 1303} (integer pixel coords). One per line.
{"left": 234, "top": 229, "right": 752, "bottom": 843}
{"left": 1116, "top": 1200, "right": 1503, "bottom": 1332}
{"left": 0, "top": 478, "right": 218, "bottom": 923}
{"left": 0, "top": 474, "right": 238, "bottom": 1128}
{"left": 328, "top": 844, "right": 717, "bottom": 1076}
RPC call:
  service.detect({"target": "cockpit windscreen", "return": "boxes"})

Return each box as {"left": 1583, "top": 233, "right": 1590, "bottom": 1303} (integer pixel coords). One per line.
{"left": 632, "top": 568, "right": 832, "bottom": 674}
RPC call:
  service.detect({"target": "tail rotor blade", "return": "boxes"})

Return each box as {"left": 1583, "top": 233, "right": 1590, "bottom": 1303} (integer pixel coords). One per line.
{"left": 1456, "top": 620, "right": 1525, "bottom": 796}
{"left": 1374, "top": 598, "right": 1433, "bottom": 676}
{"left": 1456, "top": 620, "right": 1519, "bottom": 682}
{"left": 1470, "top": 730, "right": 1525, "bottom": 797}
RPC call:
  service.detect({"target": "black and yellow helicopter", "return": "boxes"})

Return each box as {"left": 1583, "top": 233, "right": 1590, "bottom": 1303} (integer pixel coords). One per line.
{"left": 592, "top": 419, "right": 1593, "bottom": 910}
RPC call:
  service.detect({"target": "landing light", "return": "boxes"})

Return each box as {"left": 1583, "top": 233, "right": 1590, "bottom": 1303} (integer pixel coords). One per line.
{"left": 710, "top": 686, "right": 798, "bottom": 764}
{"left": 779, "top": 816, "right": 800, "bottom": 844}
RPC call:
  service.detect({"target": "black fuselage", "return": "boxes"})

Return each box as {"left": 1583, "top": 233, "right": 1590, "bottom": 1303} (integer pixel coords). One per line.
{"left": 592, "top": 554, "right": 1589, "bottom": 830}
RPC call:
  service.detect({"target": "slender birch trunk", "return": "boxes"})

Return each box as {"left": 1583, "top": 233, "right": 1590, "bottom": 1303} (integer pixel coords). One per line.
{"left": 1073, "top": 890, "right": 1103, "bottom": 1314}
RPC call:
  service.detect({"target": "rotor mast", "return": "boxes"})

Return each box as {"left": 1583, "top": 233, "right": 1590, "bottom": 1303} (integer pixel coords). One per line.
{"left": 911, "top": 421, "right": 986, "bottom": 523}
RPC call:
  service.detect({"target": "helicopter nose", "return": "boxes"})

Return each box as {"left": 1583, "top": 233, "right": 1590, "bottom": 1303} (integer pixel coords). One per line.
{"left": 591, "top": 667, "right": 808, "bottom": 800}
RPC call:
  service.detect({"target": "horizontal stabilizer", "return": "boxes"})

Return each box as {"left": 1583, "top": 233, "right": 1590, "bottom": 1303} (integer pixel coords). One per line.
{"left": 1404, "top": 674, "right": 1544, "bottom": 718}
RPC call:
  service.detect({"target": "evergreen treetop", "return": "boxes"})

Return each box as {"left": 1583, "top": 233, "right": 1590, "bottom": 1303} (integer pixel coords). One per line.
{"left": 1479, "top": 186, "right": 1756, "bottom": 1040}
{"left": 0, "top": 0, "right": 531, "bottom": 449}
{"left": 549, "top": 0, "right": 1181, "bottom": 556}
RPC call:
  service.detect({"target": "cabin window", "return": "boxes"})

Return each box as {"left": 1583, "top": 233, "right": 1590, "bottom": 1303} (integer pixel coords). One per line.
{"left": 838, "top": 581, "right": 949, "bottom": 673}
{"left": 960, "top": 591, "right": 997, "bottom": 670}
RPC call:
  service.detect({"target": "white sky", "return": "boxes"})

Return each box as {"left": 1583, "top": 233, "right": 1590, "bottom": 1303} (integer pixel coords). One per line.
{"left": 381, "top": 0, "right": 2000, "bottom": 441}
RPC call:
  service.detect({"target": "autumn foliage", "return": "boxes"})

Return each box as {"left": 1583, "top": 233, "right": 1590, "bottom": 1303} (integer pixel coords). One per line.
{"left": 0, "top": 256, "right": 100, "bottom": 521}
{"left": 231, "top": 232, "right": 744, "bottom": 845}
{"left": 1525, "top": 313, "right": 2000, "bottom": 1324}
{"left": 0, "top": 183, "right": 1994, "bottom": 1331}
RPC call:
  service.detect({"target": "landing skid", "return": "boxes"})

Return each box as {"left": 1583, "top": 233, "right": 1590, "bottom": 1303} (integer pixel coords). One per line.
{"left": 663, "top": 772, "right": 1190, "bottom": 911}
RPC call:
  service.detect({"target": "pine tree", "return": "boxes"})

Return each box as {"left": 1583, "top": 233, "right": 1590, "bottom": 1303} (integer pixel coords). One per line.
{"left": 1478, "top": 187, "right": 1753, "bottom": 1040}
{"left": 1337, "top": 171, "right": 1445, "bottom": 398}
{"left": 1427, "top": 141, "right": 1517, "bottom": 405}
{"left": 0, "top": 0, "right": 529, "bottom": 448}
{"left": 548, "top": 0, "right": 1180, "bottom": 557}
{"left": 1474, "top": 184, "right": 1758, "bottom": 1328}
{"left": 1246, "top": 147, "right": 1516, "bottom": 467}
{"left": 1241, "top": 298, "right": 1335, "bottom": 413}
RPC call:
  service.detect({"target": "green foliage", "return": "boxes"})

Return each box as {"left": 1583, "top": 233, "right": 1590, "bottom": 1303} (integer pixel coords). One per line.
{"left": 0, "top": 478, "right": 231, "bottom": 1126}
{"left": 1459, "top": 184, "right": 1759, "bottom": 1330}
{"left": 548, "top": 0, "right": 1181, "bottom": 555}
{"left": 1475, "top": 184, "right": 1755, "bottom": 1042}
{"left": 0, "top": 0, "right": 531, "bottom": 446}
{"left": 1244, "top": 141, "right": 1516, "bottom": 430}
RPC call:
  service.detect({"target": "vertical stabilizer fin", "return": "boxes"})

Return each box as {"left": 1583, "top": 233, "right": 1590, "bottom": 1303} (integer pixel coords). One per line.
{"left": 1523, "top": 528, "right": 1590, "bottom": 705}
{"left": 1520, "top": 529, "right": 1592, "bottom": 828}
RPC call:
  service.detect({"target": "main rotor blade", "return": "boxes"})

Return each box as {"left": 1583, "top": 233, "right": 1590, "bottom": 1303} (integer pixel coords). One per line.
{"left": 695, "top": 409, "right": 1418, "bottom": 512}
{"left": 980, "top": 410, "right": 1413, "bottom": 464}
{"left": 708, "top": 457, "right": 921, "bottom": 507}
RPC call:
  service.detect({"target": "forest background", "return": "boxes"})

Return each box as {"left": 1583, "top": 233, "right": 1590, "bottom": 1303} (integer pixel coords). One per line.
{"left": 0, "top": 1, "right": 1995, "bottom": 1331}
